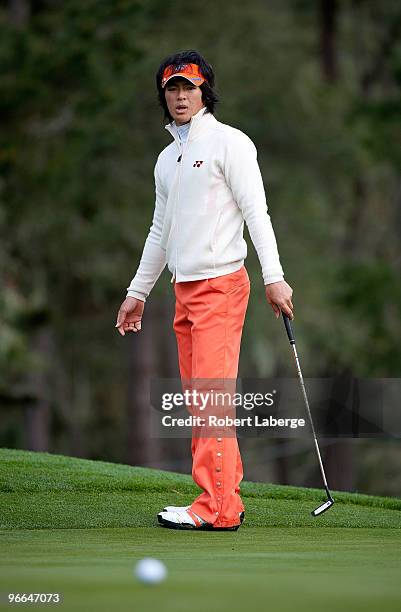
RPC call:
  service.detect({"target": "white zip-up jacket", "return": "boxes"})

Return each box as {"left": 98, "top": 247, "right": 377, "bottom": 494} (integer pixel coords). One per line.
{"left": 126, "top": 106, "right": 284, "bottom": 301}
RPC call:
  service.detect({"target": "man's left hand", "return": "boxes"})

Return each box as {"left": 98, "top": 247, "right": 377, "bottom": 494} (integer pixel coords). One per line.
{"left": 265, "top": 280, "right": 294, "bottom": 320}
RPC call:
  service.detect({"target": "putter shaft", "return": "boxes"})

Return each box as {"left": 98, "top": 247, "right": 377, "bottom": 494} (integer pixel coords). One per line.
{"left": 282, "top": 313, "right": 334, "bottom": 515}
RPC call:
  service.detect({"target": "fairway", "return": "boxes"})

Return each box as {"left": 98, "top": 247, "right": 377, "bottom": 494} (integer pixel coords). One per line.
{"left": 1, "top": 449, "right": 400, "bottom": 612}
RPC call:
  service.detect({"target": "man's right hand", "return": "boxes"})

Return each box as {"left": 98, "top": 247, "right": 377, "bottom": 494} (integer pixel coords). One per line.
{"left": 115, "top": 297, "right": 145, "bottom": 336}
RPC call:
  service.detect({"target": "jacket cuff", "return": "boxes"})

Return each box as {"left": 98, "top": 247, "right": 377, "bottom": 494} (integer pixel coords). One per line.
{"left": 126, "top": 290, "right": 146, "bottom": 302}
{"left": 264, "top": 274, "right": 284, "bottom": 285}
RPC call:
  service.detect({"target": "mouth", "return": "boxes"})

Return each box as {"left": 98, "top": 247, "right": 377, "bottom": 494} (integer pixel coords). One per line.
{"left": 176, "top": 106, "right": 188, "bottom": 112}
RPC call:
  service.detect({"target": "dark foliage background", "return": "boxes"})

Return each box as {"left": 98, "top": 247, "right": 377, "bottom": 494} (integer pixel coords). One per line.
{"left": 1, "top": 0, "right": 400, "bottom": 495}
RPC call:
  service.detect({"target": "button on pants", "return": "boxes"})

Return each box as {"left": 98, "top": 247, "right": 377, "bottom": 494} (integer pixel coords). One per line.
{"left": 173, "top": 265, "right": 250, "bottom": 528}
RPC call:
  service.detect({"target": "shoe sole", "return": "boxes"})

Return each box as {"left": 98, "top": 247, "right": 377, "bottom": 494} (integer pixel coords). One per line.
{"left": 161, "top": 509, "right": 245, "bottom": 524}
{"left": 157, "top": 514, "right": 240, "bottom": 531}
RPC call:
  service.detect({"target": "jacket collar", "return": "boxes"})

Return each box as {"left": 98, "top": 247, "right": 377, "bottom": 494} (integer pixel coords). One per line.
{"left": 165, "top": 107, "right": 217, "bottom": 146}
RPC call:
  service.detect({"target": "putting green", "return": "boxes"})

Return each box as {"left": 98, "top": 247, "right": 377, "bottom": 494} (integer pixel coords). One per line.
{"left": 1, "top": 528, "right": 400, "bottom": 612}
{"left": 1, "top": 449, "right": 400, "bottom": 611}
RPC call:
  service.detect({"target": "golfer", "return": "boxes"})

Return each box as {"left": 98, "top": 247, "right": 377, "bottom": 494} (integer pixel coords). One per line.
{"left": 115, "top": 50, "right": 294, "bottom": 531}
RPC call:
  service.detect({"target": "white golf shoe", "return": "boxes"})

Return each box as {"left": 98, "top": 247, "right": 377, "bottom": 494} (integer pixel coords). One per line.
{"left": 157, "top": 508, "right": 206, "bottom": 530}
{"left": 162, "top": 505, "right": 245, "bottom": 523}
{"left": 158, "top": 507, "right": 244, "bottom": 530}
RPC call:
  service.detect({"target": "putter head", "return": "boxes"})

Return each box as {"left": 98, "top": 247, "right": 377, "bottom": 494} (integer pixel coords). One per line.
{"left": 311, "top": 498, "right": 334, "bottom": 517}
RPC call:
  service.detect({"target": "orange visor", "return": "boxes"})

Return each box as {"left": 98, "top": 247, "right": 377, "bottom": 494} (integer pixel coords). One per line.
{"left": 161, "top": 63, "right": 206, "bottom": 88}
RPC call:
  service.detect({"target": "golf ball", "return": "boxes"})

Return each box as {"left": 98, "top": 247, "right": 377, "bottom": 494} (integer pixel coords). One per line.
{"left": 134, "top": 558, "right": 167, "bottom": 585}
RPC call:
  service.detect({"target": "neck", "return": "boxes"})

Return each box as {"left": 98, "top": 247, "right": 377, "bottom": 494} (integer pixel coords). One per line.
{"left": 173, "top": 106, "right": 206, "bottom": 126}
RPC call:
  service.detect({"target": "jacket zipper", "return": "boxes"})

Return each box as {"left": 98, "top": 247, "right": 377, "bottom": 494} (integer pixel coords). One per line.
{"left": 170, "top": 140, "right": 183, "bottom": 283}
{"left": 169, "top": 120, "right": 195, "bottom": 283}
{"left": 172, "top": 140, "right": 184, "bottom": 282}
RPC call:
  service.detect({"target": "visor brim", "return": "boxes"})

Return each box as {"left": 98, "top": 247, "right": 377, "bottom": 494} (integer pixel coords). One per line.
{"left": 162, "top": 74, "right": 205, "bottom": 88}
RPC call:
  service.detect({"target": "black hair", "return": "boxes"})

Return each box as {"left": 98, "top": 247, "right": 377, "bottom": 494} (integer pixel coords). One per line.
{"left": 156, "top": 49, "right": 219, "bottom": 123}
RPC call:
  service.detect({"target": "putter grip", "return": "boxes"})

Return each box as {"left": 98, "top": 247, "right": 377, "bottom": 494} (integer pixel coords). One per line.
{"left": 282, "top": 312, "right": 295, "bottom": 344}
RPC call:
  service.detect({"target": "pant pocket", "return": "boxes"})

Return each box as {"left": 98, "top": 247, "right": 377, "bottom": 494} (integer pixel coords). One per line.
{"left": 207, "top": 266, "right": 249, "bottom": 294}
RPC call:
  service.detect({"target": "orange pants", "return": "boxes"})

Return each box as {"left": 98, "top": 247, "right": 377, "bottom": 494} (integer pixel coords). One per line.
{"left": 173, "top": 265, "right": 250, "bottom": 528}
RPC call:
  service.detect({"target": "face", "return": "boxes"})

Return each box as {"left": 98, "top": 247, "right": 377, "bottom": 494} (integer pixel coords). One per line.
{"left": 164, "top": 77, "right": 205, "bottom": 125}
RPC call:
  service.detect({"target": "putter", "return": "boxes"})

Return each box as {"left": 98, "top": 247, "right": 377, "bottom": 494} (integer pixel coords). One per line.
{"left": 282, "top": 312, "right": 335, "bottom": 516}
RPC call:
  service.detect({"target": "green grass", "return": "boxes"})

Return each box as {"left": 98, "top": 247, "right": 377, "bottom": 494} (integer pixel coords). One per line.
{"left": 1, "top": 447, "right": 400, "bottom": 530}
{"left": 1, "top": 448, "right": 400, "bottom": 612}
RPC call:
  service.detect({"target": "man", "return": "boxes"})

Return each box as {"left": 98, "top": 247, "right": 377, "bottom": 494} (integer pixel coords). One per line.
{"left": 115, "top": 50, "right": 293, "bottom": 531}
